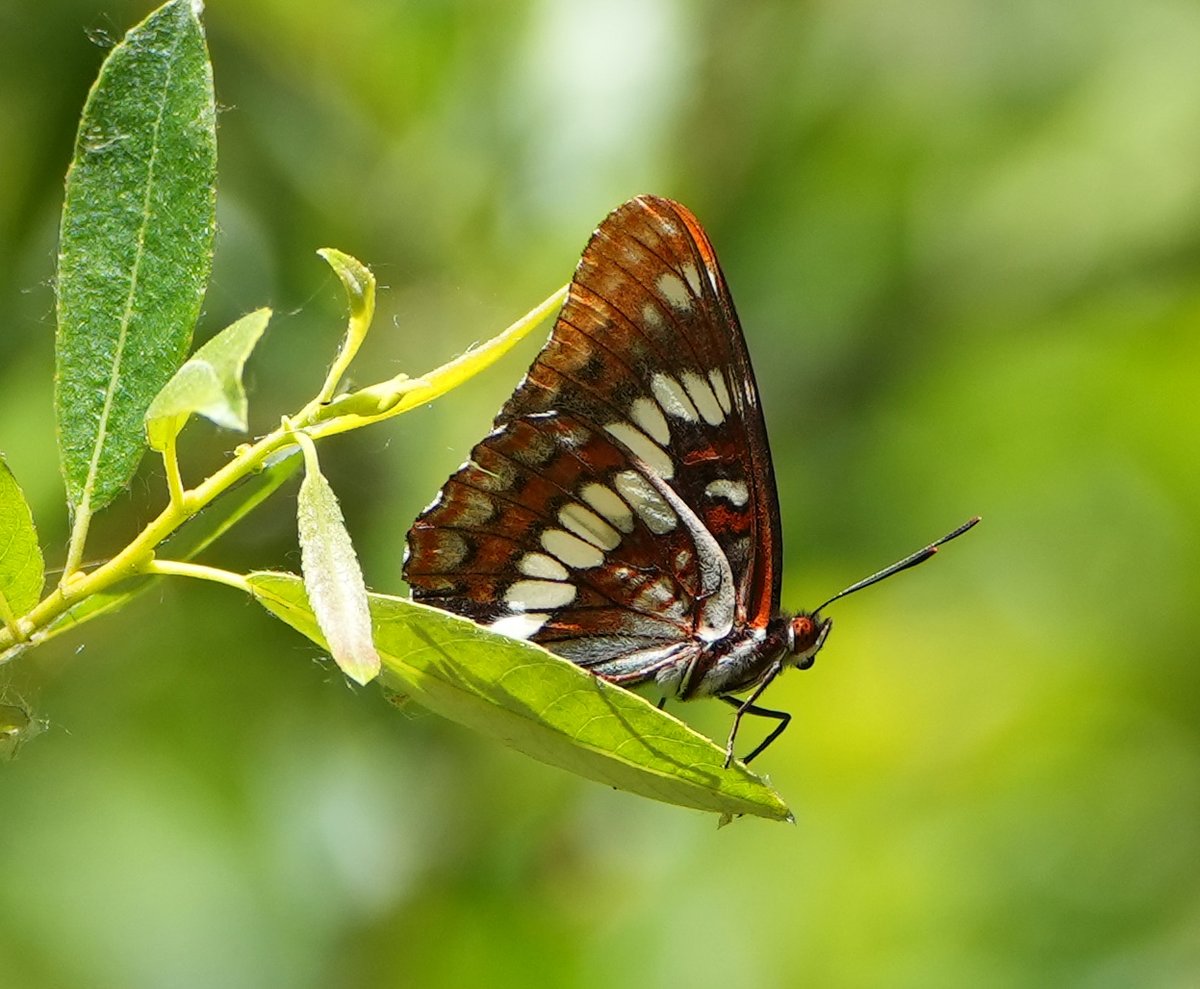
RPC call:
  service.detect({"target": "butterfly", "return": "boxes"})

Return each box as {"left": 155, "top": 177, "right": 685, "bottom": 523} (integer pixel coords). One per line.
{"left": 403, "top": 195, "right": 977, "bottom": 766}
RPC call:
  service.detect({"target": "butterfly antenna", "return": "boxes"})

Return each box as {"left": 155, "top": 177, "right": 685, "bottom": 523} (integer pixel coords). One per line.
{"left": 813, "top": 516, "right": 980, "bottom": 615}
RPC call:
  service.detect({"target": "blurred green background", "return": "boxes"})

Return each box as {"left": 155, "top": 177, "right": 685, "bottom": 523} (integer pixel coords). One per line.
{"left": 2, "top": 1, "right": 1198, "bottom": 986}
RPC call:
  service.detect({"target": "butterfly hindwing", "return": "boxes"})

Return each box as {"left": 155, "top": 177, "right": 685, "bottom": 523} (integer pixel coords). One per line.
{"left": 405, "top": 410, "right": 734, "bottom": 682}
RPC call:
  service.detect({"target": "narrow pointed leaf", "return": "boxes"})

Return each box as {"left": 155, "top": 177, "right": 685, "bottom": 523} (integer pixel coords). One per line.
{"left": 380, "top": 285, "right": 567, "bottom": 416}
{"left": 315, "top": 249, "right": 376, "bottom": 403}
{"left": 319, "top": 249, "right": 375, "bottom": 351}
{"left": 146, "top": 308, "right": 271, "bottom": 451}
{"left": 295, "top": 440, "right": 380, "bottom": 684}
{"left": 248, "top": 572, "right": 792, "bottom": 821}
{"left": 0, "top": 457, "right": 45, "bottom": 619}
{"left": 55, "top": 0, "right": 217, "bottom": 515}
{"left": 319, "top": 249, "right": 375, "bottom": 323}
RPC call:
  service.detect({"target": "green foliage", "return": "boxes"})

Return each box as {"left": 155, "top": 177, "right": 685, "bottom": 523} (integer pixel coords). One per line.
{"left": 249, "top": 572, "right": 791, "bottom": 820}
{"left": 55, "top": 0, "right": 215, "bottom": 518}
{"left": 0, "top": 458, "right": 44, "bottom": 623}
{"left": 145, "top": 308, "right": 271, "bottom": 450}
{"left": 294, "top": 433, "right": 380, "bottom": 685}
{"left": 316, "top": 248, "right": 376, "bottom": 403}
{"left": 37, "top": 452, "right": 300, "bottom": 646}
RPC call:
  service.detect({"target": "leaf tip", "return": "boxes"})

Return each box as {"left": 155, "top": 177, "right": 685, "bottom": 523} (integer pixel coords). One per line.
{"left": 318, "top": 248, "right": 375, "bottom": 316}
{"left": 340, "top": 650, "right": 382, "bottom": 686}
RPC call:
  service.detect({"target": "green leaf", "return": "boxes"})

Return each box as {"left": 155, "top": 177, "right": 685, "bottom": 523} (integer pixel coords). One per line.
{"left": 39, "top": 451, "right": 300, "bottom": 646}
{"left": 248, "top": 572, "right": 792, "bottom": 821}
{"left": 295, "top": 435, "right": 380, "bottom": 685}
{"left": 146, "top": 308, "right": 271, "bottom": 451}
{"left": 0, "top": 457, "right": 45, "bottom": 621}
{"left": 316, "top": 249, "right": 376, "bottom": 403}
{"left": 55, "top": 0, "right": 217, "bottom": 516}
{"left": 318, "top": 248, "right": 375, "bottom": 327}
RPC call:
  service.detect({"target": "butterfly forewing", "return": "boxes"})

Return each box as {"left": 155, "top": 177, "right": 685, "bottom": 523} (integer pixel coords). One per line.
{"left": 404, "top": 195, "right": 783, "bottom": 689}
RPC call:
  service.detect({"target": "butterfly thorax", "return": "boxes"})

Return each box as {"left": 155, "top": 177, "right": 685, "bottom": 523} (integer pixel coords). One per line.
{"left": 669, "top": 612, "right": 831, "bottom": 700}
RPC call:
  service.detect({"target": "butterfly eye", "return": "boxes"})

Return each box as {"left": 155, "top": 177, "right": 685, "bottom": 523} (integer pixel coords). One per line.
{"left": 788, "top": 615, "right": 831, "bottom": 670}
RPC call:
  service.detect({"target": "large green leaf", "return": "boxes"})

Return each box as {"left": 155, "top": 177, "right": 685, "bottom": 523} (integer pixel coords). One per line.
{"left": 0, "top": 457, "right": 44, "bottom": 620}
{"left": 249, "top": 572, "right": 792, "bottom": 821}
{"left": 55, "top": 0, "right": 217, "bottom": 516}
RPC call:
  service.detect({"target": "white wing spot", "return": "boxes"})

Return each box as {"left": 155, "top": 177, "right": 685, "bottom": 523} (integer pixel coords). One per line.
{"left": 641, "top": 303, "right": 663, "bottom": 329}
{"left": 518, "top": 552, "right": 569, "bottom": 581}
{"left": 541, "top": 528, "right": 605, "bottom": 569}
{"left": 489, "top": 612, "right": 549, "bottom": 640}
{"left": 558, "top": 502, "right": 621, "bottom": 551}
{"left": 705, "top": 479, "right": 749, "bottom": 507}
{"left": 614, "top": 470, "right": 677, "bottom": 534}
{"left": 651, "top": 372, "right": 699, "bottom": 423}
{"left": 708, "top": 369, "right": 733, "bottom": 414}
{"left": 681, "top": 371, "right": 724, "bottom": 425}
{"left": 680, "top": 262, "right": 703, "bottom": 298}
{"left": 704, "top": 264, "right": 723, "bottom": 296}
{"left": 505, "top": 579, "right": 576, "bottom": 611}
{"left": 580, "top": 483, "right": 634, "bottom": 533}
{"left": 630, "top": 396, "right": 671, "bottom": 446}
{"left": 657, "top": 272, "right": 691, "bottom": 312}
{"left": 604, "top": 422, "right": 675, "bottom": 479}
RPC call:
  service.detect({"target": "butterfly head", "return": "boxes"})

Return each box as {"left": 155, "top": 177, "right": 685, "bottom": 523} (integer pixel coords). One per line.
{"left": 786, "top": 613, "right": 832, "bottom": 671}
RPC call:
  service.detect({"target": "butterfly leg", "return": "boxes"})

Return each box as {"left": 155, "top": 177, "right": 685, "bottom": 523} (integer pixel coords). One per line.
{"left": 720, "top": 697, "right": 791, "bottom": 766}
{"left": 719, "top": 663, "right": 787, "bottom": 767}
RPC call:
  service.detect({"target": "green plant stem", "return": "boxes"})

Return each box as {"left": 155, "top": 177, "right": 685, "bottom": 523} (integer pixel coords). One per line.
{"left": 163, "top": 430, "right": 185, "bottom": 510}
{"left": 143, "top": 558, "right": 251, "bottom": 593}
{"left": 5, "top": 423, "right": 296, "bottom": 654}
{"left": 0, "top": 589, "right": 21, "bottom": 642}
{"left": 61, "top": 508, "right": 93, "bottom": 585}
